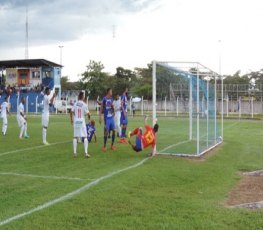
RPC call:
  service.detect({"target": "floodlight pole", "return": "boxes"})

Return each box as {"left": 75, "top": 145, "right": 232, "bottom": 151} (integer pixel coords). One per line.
{"left": 59, "top": 45, "right": 63, "bottom": 66}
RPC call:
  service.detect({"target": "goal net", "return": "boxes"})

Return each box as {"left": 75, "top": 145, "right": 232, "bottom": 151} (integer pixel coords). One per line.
{"left": 152, "top": 61, "right": 223, "bottom": 157}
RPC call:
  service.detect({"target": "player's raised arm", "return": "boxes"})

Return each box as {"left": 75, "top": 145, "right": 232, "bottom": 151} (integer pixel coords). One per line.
{"left": 50, "top": 91, "right": 56, "bottom": 105}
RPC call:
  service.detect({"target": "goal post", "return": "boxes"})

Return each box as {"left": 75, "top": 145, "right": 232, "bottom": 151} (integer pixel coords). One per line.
{"left": 152, "top": 61, "right": 223, "bottom": 157}
{"left": 152, "top": 60, "right": 157, "bottom": 126}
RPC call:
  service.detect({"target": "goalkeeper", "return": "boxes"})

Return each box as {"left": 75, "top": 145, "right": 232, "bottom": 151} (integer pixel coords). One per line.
{"left": 128, "top": 116, "right": 159, "bottom": 157}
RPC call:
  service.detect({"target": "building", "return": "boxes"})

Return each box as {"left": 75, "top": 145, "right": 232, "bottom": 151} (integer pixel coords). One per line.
{"left": 0, "top": 59, "right": 62, "bottom": 98}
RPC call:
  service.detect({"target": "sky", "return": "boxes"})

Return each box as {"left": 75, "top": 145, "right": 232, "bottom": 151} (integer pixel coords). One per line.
{"left": 0, "top": 0, "right": 263, "bottom": 81}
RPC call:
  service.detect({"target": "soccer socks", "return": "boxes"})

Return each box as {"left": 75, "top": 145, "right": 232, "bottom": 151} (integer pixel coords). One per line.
{"left": 2, "top": 122, "right": 7, "bottom": 135}
{"left": 111, "top": 133, "right": 115, "bottom": 145}
{"left": 73, "top": 138, "right": 89, "bottom": 157}
{"left": 73, "top": 138, "right": 77, "bottom": 155}
{"left": 116, "top": 123, "right": 121, "bottom": 137}
{"left": 104, "top": 136, "right": 107, "bottom": 147}
{"left": 24, "top": 123, "right": 28, "bottom": 137}
{"left": 121, "top": 127, "right": 127, "bottom": 138}
{"left": 42, "top": 128, "right": 47, "bottom": 143}
{"left": 3, "top": 124, "right": 7, "bottom": 135}
{"left": 19, "top": 124, "right": 25, "bottom": 138}
{"left": 121, "top": 127, "right": 124, "bottom": 138}
{"left": 84, "top": 138, "right": 88, "bottom": 155}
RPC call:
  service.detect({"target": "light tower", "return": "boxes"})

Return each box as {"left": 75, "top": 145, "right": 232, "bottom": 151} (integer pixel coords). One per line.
{"left": 112, "top": 25, "right": 116, "bottom": 39}
{"left": 58, "top": 45, "right": 64, "bottom": 65}
{"left": 25, "top": 5, "right": 29, "bottom": 59}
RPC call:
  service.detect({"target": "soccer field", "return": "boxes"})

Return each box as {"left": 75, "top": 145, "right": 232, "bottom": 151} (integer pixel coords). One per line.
{"left": 0, "top": 114, "right": 263, "bottom": 229}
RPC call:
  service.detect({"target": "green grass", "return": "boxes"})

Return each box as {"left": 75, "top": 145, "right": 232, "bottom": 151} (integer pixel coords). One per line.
{"left": 0, "top": 114, "right": 263, "bottom": 229}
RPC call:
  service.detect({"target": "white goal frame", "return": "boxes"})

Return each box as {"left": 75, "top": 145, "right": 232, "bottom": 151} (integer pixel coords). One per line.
{"left": 152, "top": 61, "right": 223, "bottom": 157}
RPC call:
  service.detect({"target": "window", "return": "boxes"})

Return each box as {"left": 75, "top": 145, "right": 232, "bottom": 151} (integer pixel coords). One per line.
{"left": 32, "top": 71, "right": 40, "bottom": 79}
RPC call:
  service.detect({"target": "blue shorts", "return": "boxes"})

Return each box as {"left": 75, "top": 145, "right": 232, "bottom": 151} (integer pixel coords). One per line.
{"left": 135, "top": 128, "right": 142, "bottom": 152}
{"left": 105, "top": 118, "right": 115, "bottom": 132}
{"left": 120, "top": 113, "right": 128, "bottom": 125}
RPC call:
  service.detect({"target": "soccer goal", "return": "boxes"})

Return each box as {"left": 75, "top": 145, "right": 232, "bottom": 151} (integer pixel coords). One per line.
{"left": 152, "top": 61, "right": 223, "bottom": 157}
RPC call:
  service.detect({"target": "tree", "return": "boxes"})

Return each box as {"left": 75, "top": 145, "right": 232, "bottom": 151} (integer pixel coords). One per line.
{"left": 245, "top": 70, "right": 263, "bottom": 86}
{"left": 134, "top": 64, "right": 152, "bottom": 99}
{"left": 112, "top": 67, "right": 136, "bottom": 96}
{"left": 61, "top": 76, "right": 82, "bottom": 91}
{"left": 223, "top": 70, "right": 250, "bottom": 85}
{"left": 81, "top": 60, "right": 110, "bottom": 99}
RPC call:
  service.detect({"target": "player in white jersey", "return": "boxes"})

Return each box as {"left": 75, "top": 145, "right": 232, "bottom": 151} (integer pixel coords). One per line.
{"left": 1, "top": 96, "right": 10, "bottom": 135}
{"left": 113, "top": 94, "right": 122, "bottom": 138}
{"left": 70, "top": 91, "right": 91, "bottom": 158}
{"left": 17, "top": 96, "right": 29, "bottom": 139}
{"left": 42, "top": 87, "right": 56, "bottom": 145}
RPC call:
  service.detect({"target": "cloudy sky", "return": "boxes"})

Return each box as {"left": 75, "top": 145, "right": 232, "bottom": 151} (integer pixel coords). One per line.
{"left": 0, "top": 0, "right": 263, "bottom": 81}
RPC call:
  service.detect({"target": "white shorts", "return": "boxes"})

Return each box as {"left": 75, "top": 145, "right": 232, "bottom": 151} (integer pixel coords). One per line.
{"left": 17, "top": 115, "right": 26, "bottom": 127}
{"left": 2, "top": 116, "right": 7, "bottom": 125}
{"left": 74, "top": 121, "right": 87, "bottom": 138}
{"left": 42, "top": 114, "right": 49, "bottom": 127}
{"left": 114, "top": 112, "right": 121, "bottom": 129}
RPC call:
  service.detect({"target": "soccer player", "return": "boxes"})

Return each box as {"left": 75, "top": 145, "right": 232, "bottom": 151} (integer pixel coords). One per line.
{"left": 120, "top": 87, "right": 128, "bottom": 143}
{"left": 70, "top": 91, "right": 91, "bottom": 158}
{"left": 82, "top": 120, "right": 97, "bottom": 143}
{"left": 128, "top": 116, "right": 159, "bottom": 157}
{"left": 42, "top": 87, "right": 56, "bottom": 145}
{"left": 17, "top": 96, "right": 29, "bottom": 139}
{"left": 131, "top": 102, "right": 135, "bottom": 118}
{"left": 99, "top": 88, "right": 116, "bottom": 152}
{"left": 113, "top": 94, "right": 122, "bottom": 138}
{"left": 1, "top": 96, "right": 10, "bottom": 135}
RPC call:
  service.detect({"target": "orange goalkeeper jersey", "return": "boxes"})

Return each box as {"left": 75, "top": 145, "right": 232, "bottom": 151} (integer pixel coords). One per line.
{"left": 141, "top": 125, "right": 156, "bottom": 149}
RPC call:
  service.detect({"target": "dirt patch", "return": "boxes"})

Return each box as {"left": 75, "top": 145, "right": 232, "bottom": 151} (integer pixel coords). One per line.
{"left": 226, "top": 171, "right": 263, "bottom": 209}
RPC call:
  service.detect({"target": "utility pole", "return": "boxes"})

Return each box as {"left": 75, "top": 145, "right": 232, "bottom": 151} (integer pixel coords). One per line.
{"left": 25, "top": 4, "right": 29, "bottom": 59}
{"left": 58, "top": 45, "right": 64, "bottom": 65}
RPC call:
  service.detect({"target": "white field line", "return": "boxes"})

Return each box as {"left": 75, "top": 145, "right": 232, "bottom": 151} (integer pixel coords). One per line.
{"left": 243, "top": 170, "right": 263, "bottom": 176}
{"left": 0, "top": 121, "right": 242, "bottom": 226}
{"left": 0, "top": 157, "right": 150, "bottom": 226}
{"left": 225, "top": 121, "right": 239, "bottom": 129}
{"left": 157, "top": 121, "right": 240, "bottom": 156}
{"left": 157, "top": 140, "right": 191, "bottom": 154}
{"left": 0, "top": 172, "right": 91, "bottom": 181}
{"left": 231, "top": 200, "right": 263, "bottom": 209}
{"left": 0, "top": 141, "right": 70, "bottom": 157}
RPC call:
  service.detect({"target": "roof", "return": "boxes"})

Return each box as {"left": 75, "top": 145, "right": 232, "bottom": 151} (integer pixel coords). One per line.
{"left": 0, "top": 59, "right": 63, "bottom": 68}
